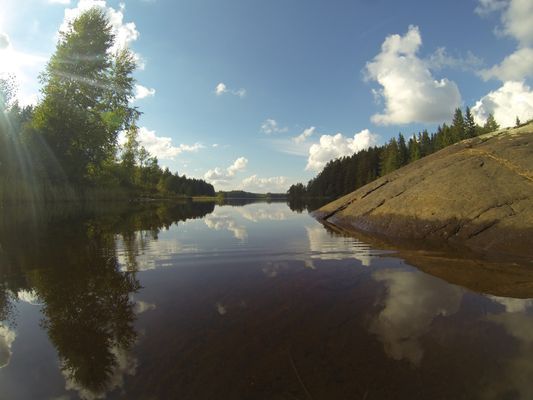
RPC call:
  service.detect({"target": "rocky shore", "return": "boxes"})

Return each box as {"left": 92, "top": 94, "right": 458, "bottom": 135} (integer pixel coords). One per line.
{"left": 314, "top": 122, "right": 533, "bottom": 259}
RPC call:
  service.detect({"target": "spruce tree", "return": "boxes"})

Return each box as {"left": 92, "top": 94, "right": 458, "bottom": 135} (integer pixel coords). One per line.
{"left": 380, "top": 138, "right": 400, "bottom": 176}
{"left": 484, "top": 113, "right": 499, "bottom": 133}
{"left": 397, "top": 133, "right": 408, "bottom": 166}
{"left": 464, "top": 106, "right": 477, "bottom": 138}
{"left": 451, "top": 108, "right": 465, "bottom": 141}
{"left": 408, "top": 137, "right": 420, "bottom": 162}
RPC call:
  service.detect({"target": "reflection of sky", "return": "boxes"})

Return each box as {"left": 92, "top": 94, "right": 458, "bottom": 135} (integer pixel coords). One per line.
{"left": 487, "top": 296, "right": 533, "bottom": 313}
{"left": 204, "top": 213, "right": 248, "bottom": 241}
{"left": 235, "top": 206, "right": 294, "bottom": 222}
{"left": 0, "top": 324, "right": 16, "bottom": 368}
{"left": 63, "top": 345, "right": 138, "bottom": 400}
{"left": 17, "top": 289, "right": 42, "bottom": 305}
{"left": 305, "top": 224, "right": 377, "bottom": 267}
{"left": 116, "top": 230, "right": 199, "bottom": 272}
{"left": 62, "top": 298, "right": 156, "bottom": 400}
{"left": 115, "top": 203, "right": 387, "bottom": 273}
{"left": 134, "top": 300, "right": 156, "bottom": 314}
{"left": 370, "top": 268, "right": 463, "bottom": 365}
{"left": 115, "top": 203, "right": 313, "bottom": 272}
{"left": 483, "top": 296, "right": 533, "bottom": 400}
{"left": 5, "top": 202, "right": 533, "bottom": 398}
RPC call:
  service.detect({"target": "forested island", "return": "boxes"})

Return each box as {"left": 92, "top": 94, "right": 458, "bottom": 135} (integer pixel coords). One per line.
{"left": 0, "top": 9, "right": 215, "bottom": 204}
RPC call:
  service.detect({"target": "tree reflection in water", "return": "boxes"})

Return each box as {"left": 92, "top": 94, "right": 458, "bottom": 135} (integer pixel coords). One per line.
{"left": 0, "top": 201, "right": 215, "bottom": 398}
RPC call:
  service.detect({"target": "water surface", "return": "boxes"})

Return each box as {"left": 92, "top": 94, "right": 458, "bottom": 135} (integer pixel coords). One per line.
{"left": 1, "top": 201, "right": 532, "bottom": 399}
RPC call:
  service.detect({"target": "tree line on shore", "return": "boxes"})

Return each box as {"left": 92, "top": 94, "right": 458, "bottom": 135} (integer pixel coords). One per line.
{"left": 288, "top": 108, "right": 507, "bottom": 202}
{"left": 0, "top": 9, "right": 214, "bottom": 204}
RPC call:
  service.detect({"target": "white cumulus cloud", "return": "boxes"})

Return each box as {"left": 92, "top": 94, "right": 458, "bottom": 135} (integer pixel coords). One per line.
{"left": 471, "top": 81, "right": 533, "bottom": 127}
{"left": 204, "top": 157, "right": 248, "bottom": 185}
{"left": 241, "top": 175, "right": 288, "bottom": 192}
{"left": 476, "top": 0, "right": 533, "bottom": 81}
{"left": 260, "top": 119, "right": 288, "bottom": 135}
{"left": 481, "top": 47, "right": 533, "bottom": 81}
{"left": 227, "top": 157, "right": 248, "bottom": 177}
{"left": 292, "top": 126, "right": 316, "bottom": 144}
{"left": 365, "top": 25, "right": 461, "bottom": 125}
{"left": 215, "top": 82, "right": 227, "bottom": 95}
{"left": 473, "top": 1, "right": 533, "bottom": 129}
{"left": 476, "top": 0, "right": 533, "bottom": 46}
{"left": 306, "top": 129, "right": 379, "bottom": 171}
{"left": 134, "top": 84, "right": 155, "bottom": 100}
{"left": 214, "top": 82, "right": 246, "bottom": 98}
{"left": 133, "top": 127, "right": 203, "bottom": 160}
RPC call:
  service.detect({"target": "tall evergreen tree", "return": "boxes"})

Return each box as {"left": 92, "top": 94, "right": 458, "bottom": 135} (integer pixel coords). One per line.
{"left": 397, "top": 133, "right": 409, "bottom": 166}
{"left": 380, "top": 138, "right": 400, "bottom": 176}
{"left": 484, "top": 113, "right": 499, "bottom": 132}
{"left": 408, "top": 137, "right": 421, "bottom": 162}
{"left": 464, "top": 106, "right": 477, "bottom": 138}
{"left": 451, "top": 108, "right": 465, "bottom": 141}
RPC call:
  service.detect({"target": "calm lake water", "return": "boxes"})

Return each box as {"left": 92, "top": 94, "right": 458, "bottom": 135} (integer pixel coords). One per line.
{"left": 1, "top": 201, "right": 532, "bottom": 400}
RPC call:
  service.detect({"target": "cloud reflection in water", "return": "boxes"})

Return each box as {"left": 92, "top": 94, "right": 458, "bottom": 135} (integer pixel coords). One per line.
{"left": 370, "top": 269, "right": 463, "bottom": 365}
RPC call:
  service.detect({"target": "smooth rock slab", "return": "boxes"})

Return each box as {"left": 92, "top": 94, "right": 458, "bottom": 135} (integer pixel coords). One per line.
{"left": 314, "top": 122, "right": 533, "bottom": 259}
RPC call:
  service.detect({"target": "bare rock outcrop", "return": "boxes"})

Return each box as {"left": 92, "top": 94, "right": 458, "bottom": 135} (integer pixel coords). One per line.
{"left": 314, "top": 122, "right": 533, "bottom": 259}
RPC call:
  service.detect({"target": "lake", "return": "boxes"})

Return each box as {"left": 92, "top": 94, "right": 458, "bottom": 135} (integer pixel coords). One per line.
{"left": 1, "top": 201, "right": 532, "bottom": 399}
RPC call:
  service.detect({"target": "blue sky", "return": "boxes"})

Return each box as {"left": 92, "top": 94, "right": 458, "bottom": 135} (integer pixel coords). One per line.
{"left": 1, "top": 0, "right": 532, "bottom": 191}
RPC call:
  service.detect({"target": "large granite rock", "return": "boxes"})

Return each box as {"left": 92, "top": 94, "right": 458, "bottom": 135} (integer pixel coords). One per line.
{"left": 314, "top": 122, "right": 533, "bottom": 259}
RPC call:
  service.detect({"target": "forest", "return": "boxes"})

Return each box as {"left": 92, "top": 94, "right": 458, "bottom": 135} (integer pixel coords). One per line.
{"left": 288, "top": 108, "right": 507, "bottom": 202}
{"left": 0, "top": 9, "right": 214, "bottom": 204}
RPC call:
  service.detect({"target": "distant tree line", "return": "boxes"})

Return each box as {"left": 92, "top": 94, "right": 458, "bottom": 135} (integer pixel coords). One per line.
{"left": 217, "top": 190, "right": 286, "bottom": 200}
{"left": 0, "top": 9, "right": 213, "bottom": 204}
{"left": 288, "top": 107, "right": 503, "bottom": 201}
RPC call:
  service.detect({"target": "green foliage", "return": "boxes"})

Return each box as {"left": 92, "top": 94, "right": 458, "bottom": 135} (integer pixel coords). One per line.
{"left": 465, "top": 107, "right": 476, "bottom": 138}
{"left": 451, "top": 108, "right": 465, "bottom": 141}
{"left": 30, "top": 8, "right": 132, "bottom": 183}
{"left": 0, "top": 9, "right": 213, "bottom": 203}
{"left": 408, "top": 136, "right": 421, "bottom": 162}
{"left": 484, "top": 113, "right": 500, "bottom": 133}
{"left": 290, "top": 107, "right": 488, "bottom": 201}
{"left": 380, "top": 138, "right": 397, "bottom": 176}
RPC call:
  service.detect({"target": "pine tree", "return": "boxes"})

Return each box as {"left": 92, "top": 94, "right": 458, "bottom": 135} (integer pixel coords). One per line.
{"left": 484, "top": 113, "right": 499, "bottom": 132}
{"left": 420, "top": 130, "right": 431, "bottom": 156}
{"left": 516, "top": 116, "right": 521, "bottom": 127}
{"left": 397, "top": 133, "right": 408, "bottom": 166}
{"left": 408, "top": 137, "right": 420, "bottom": 162}
{"left": 464, "top": 106, "right": 477, "bottom": 138}
{"left": 451, "top": 108, "right": 465, "bottom": 141}
{"left": 380, "top": 138, "right": 400, "bottom": 176}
